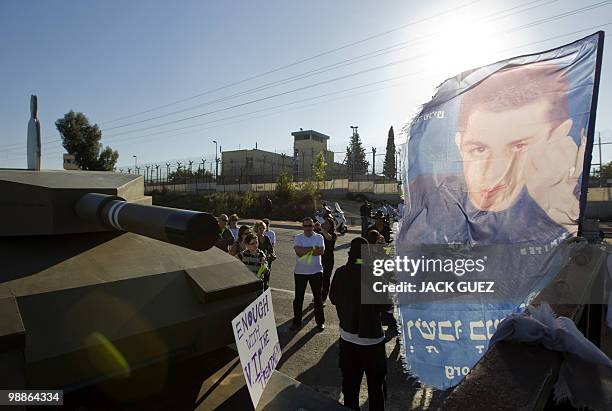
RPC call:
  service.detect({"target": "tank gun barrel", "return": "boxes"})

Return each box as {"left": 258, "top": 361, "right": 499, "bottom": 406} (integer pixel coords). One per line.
{"left": 75, "top": 193, "right": 218, "bottom": 251}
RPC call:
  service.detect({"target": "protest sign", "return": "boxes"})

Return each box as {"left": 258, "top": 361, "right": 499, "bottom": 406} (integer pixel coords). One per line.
{"left": 232, "top": 289, "right": 282, "bottom": 408}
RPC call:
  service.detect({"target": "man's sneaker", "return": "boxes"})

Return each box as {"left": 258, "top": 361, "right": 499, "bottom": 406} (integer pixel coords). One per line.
{"left": 317, "top": 324, "right": 325, "bottom": 332}
{"left": 312, "top": 300, "right": 326, "bottom": 308}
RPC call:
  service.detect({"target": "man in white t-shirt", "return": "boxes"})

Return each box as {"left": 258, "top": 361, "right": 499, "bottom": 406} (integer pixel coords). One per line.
{"left": 262, "top": 218, "right": 276, "bottom": 246}
{"left": 291, "top": 217, "right": 325, "bottom": 331}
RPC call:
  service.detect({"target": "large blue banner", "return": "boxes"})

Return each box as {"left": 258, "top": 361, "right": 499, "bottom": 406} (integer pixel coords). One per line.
{"left": 396, "top": 32, "right": 603, "bottom": 389}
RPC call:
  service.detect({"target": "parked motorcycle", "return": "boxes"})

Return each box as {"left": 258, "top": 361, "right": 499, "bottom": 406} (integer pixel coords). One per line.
{"left": 315, "top": 201, "right": 348, "bottom": 235}
{"left": 374, "top": 201, "right": 399, "bottom": 224}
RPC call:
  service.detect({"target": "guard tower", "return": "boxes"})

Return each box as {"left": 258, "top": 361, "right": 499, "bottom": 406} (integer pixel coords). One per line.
{"left": 291, "top": 129, "right": 334, "bottom": 179}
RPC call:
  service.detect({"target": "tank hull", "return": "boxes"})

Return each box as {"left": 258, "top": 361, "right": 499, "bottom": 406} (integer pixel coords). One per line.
{"left": 0, "top": 231, "right": 260, "bottom": 394}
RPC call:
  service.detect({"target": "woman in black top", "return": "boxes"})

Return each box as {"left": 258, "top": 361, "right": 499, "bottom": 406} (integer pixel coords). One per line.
{"left": 253, "top": 220, "right": 275, "bottom": 288}
{"left": 320, "top": 216, "right": 337, "bottom": 304}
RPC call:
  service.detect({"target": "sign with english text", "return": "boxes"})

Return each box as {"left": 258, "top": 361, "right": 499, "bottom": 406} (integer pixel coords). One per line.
{"left": 232, "top": 289, "right": 282, "bottom": 408}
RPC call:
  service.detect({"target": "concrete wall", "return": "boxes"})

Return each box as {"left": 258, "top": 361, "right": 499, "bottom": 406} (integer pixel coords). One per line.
{"left": 587, "top": 187, "right": 612, "bottom": 201}
{"left": 146, "top": 177, "right": 400, "bottom": 197}
{"left": 585, "top": 188, "right": 612, "bottom": 220}
{"left": 221, "top": 149, "right": 293, "bottom": 181}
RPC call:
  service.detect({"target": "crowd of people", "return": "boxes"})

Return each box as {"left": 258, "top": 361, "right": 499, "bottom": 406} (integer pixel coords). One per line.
{"left": 360, "top": 199, "right": 400, "bottom": 241}
{"left": 213, "top": 203, "right": 398, "bottom": 411}
{"left": 214, "top": 213, "right": 277, "bottom": 289}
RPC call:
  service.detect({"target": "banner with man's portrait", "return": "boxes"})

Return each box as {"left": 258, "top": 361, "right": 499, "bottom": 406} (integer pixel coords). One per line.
{"left": 396, "top": 32, "right": 604, "bottom": 389}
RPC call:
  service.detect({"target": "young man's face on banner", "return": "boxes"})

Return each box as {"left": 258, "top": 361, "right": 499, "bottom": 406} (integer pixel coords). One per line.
{"left": 454, "top": 64, "right": 585, "bottom": 231}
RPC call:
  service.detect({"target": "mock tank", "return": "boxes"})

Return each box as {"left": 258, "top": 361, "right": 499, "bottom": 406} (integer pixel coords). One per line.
{"left": 0, "top": 169, "right": 261, "bottom": 402}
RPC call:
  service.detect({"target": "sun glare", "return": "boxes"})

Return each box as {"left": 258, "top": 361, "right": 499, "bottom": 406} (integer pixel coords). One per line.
{"left": 423, "top": 13, "right": 501, "bottom": 81}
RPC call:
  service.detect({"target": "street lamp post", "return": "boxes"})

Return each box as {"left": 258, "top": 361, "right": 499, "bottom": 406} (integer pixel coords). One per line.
{"left": 212, "top": 140, "right": 219, "bottom": 182}
{"left": 133, "top": 155, "right": 137, "bottom": 172}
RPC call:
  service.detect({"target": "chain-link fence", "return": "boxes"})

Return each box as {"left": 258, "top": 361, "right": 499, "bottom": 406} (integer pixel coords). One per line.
{"left": 125, "top": 162, "right": 402, "bottom": 195}
{"left": 116, "top": 149, "right": 404, "bottom": 194}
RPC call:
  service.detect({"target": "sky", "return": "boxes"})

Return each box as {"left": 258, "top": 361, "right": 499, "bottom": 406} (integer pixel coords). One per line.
{"left": 1, "top": 0, "right": 611, "bottom": 172}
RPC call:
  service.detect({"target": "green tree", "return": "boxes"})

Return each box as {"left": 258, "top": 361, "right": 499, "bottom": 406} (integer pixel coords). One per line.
{"left": 383, "top": 126, "right": 396, "bottom": 179}
{"left": 591, "top": 160, "right": 612, "bottom": 185}
{"left": 168, "top": 168, "right": 211, "bottom": 183}
{"left": 345, "top": 130, "right": 369, "bottom": 176}
{"left": 275, "top": 172, "right": 295, "bottom": 202}
{"left": 55, "top": 111, "right": 118, "bottom": 170}
{"left": 313, "top": 151, "right": 327, "bottom": 183}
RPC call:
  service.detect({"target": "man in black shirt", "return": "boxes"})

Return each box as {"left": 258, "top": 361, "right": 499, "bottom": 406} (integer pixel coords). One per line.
{"left": 359, "top": 200, "right": 372, "bottom": 237}
{"left": 330, "top": 237, "right": 390, "bottom": 411}
{"left": 263, "top": 195, "right": 273, "bottom": 219}
{"left": 367, "top": 212, "right": 392, "bottom": 243}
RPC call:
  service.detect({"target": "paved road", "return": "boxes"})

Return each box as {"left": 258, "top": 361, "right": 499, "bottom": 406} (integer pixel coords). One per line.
{"left": 264, "top": 227, "right": 446, "bottom": 410}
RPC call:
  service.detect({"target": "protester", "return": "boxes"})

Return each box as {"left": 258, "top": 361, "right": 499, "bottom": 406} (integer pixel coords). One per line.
{"left": 367, "top": 230, "right": 400, "bottom": 341}
{"left": 263, "top": 195, "right": 273, "bottom": 218}
{"left": 314, "top": 221, "right": 322, "bottom": 233}
{"left": 330, "top": 237, "right": 389, "bottom": 411}
{"left": 254, "top": 220, "right": 275, "bottom": 272}
{"left": 292, "top": 217, "right": 325, "bottom": 332}
{"left": 228, "top": 214, "right": 239, "bottom": 240}
{"left": 215, "top": 214, "right": 235, "bottom": 252}
{"left": 321, "top": 200, "right": 332, "bottom": 216}
{"left": 237, "top": 232, "right": 269, "bottom": 288}
{"left": 397, "top": 197, "right": 405, "bottom": 219}
{"left": 320, "top": 216, "right": 337, "bottom": 305}
{"left": 368, "top": 211, "right": 392, "bottom": 243}
{"left": 360, "top": 200, "right": 372, "bottom": 237}
{"left": 366, "top": 229, "right": 385, "bottom": 245}
{"left": 262, "top": 218, "right": 276, "bottom": 247}
{"left": 229, "top": 225, "right": 252, "bottom": 256}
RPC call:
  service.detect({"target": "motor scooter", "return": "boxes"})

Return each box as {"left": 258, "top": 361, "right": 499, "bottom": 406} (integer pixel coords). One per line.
{"left": 315, "top": 201, "right": 348, "bottom": 235}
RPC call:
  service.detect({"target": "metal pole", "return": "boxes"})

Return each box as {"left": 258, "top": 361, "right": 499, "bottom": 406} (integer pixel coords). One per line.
{"left": 599, "top": 132, "right": 603, "bottom": 187}
{"left": 372, "top": 148, "right": 376, "bottom": 178}
{"left": 133, "top": 155, "right": 137, "bottom": 170}
{"left": 213, "top": 140, "right": 218, "bottom": 183}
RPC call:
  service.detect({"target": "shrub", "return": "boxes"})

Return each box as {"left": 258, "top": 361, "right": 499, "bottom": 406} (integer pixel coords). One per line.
{"left": 151, "top": 183, "right": 318, "bottom": 221}
{"left": 275, "top": 172, "right": 295, "bottom": 203}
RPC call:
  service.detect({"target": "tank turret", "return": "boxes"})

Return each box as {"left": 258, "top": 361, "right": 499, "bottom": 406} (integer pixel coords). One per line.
{"left": 0, "top": 169, "right": 261, "bottom": 402}
{"left": 75, "top": 193, "right": 218, "bottom": 251}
